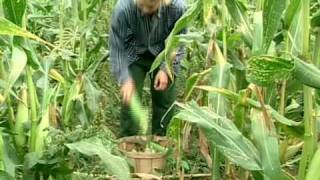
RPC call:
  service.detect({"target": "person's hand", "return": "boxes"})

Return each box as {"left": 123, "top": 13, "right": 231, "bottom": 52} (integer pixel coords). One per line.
{"left": 154, "top": 70, "right": 169, "bottom": 91}
{"left": 121, "top": 78, "right": 135, "bottom": 105}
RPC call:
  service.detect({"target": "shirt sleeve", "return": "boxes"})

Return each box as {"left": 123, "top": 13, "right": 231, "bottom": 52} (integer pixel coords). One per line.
{"left": 109, "top": 7, "right": 131, "bottom": 85}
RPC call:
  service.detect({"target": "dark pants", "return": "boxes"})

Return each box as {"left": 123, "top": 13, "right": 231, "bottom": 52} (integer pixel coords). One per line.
{"left": 120, "top": 53, "right": 176, "bottom": 137}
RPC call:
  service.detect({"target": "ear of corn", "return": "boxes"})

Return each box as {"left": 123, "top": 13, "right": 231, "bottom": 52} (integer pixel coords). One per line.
{"left": 14, "top": 87, "right": 29, "bottom": 154}
{"left": 130, "top": 94, "right": 149, "bottom": 135}
{"left": 49, "top": 69, "right": 65, "bottom": 85}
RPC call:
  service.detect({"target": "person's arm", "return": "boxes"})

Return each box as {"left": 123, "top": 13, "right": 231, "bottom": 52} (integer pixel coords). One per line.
{"left": 109, "top": 7, "right": 131, "bottom": 85}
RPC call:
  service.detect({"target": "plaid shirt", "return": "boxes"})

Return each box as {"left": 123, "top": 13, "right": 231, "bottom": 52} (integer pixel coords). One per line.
{"left": 109, "top": 0, "right": 186, "bottom": 84}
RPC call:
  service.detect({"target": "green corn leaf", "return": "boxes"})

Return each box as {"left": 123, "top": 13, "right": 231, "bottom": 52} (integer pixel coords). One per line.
{"left": 196, "top": 86, "right": 301, "bottom": 126}
{"left": 263, "top": 0, "right": 286, "bottom": 52}
{"left": 283, "top": 0, "right": 301, "bottom": 29}
{"left": 251, "top": 109, "right": 285, "bottom": 180}
{"left": 6, "top": 46, "right": 27, "bottom": 93}
{"left": 305, "top": 147, "right": 320, "bottom": 180}
{"left": 293, "top": 58, "right": 320, "bottom": 89}
{"left": 183, "top": 68, "right": 211, "bottom": 101}
{"left": 252, "top": 11, "right": 263, "bottom": 55}
{"left": 62, "top": 77, "right": 82, "bottom": 126}
{"left": 208, "top": 63, "right": 232, "bottom": 115}
{"left": 175, "top": 101, "right": 262, "bottom": 171}
{"left": 246, "top": 56, "right": 295, "bottom": 86}
{"left": 66, "top": 138, "right": 130, "bottom": 180}
{"left": 0, "top": 17, "right": 51, "bottom": 46}
{"left": 225, "top": 0, "right": 253, "bottom": 45}
{"left": 2, "top": 0, "right": 26, "bottom": 26}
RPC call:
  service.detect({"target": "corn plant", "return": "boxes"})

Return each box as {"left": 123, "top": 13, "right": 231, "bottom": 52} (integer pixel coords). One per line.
{"left": 158, "top": 0, "right": 320, "bottom": 179}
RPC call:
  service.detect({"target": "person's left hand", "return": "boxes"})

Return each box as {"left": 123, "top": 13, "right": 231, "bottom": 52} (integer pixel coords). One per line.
{"left": 154, "top": 70, "right": 169, "bottom": 91}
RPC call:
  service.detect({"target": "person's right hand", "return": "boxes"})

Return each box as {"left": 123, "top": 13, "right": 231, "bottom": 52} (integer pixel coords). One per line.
{"left": 121, "top": 78, "right": 135, "bottom": 105}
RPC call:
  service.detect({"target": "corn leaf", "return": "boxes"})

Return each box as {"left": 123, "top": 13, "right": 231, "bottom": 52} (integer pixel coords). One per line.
{"left": 197, "top": 86, "right": 301, "bottom": 126}
{"left": 225, "top": 0, "right": 253, "bottom": 45}
{"left": 251, "top": 109, "right": 284, "bottom": 180}
{"left": 2, "top": 0, "right": 26, "bottom": 26}
{"left": 66, "top": 138, "right": 130, "bottom": 180}
{"left": 262, "top": 0, "right": 286, "bottom": 52}
{"left": 293, "top": 57, "right": 320, "bottom": 89}
{"left": 175, "top": 101, "right": 262, "bottom": 171}
{"left": 208, "top": 63, "right": 232, "bottom": 115}
{"left": 252, "top": 11, "right": 263, "bottom": 54}
{"left": 0, "top": 17, "right": 50, "bottom": 45}
{"left": 6, "top": 46, "right": 27, "bottom": 92}
{"left": 283, "top": 0, "right": 301, "bottom": 29}
{"left": 305, "top": 147, "right": 320, "bottom": 180}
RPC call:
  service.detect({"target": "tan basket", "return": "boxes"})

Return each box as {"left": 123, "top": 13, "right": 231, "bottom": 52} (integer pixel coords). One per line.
{"left": 118, "top": 136, "right": 169, "bottom": 174}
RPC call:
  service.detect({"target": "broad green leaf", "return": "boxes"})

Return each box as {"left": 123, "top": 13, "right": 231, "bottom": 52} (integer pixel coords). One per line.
{"left": 305, "top": 147, "right": 320, "bottom": 180}
{"left": 251, "top": 109, "right": 284, "bottom": 180}
{"left": 246, "top": 56, "right": 295, "bottom": 86}
{"left": 175, "top": 101, "right": 262, "bottom": 171}
{"left": 62, "top": 77, "right": 82, "bottom": 126}
{"left": 284, "top": 0, "right": 301, "bottom": 29}
{"left": 0, "top": 17, "right": 50, "bottom": 46}
{"left": 183, "top": 68, "right": 211, "bottom": 101}
{"left": 66, "top": 138, "right": 130, "bottom": 180}
{"left": 84, "top": 76, "right": 101, "bottom": 115}
{"left": 2, "top": 0, "right": 26, "bottom": 26}
{"left": 6, "top": 46, "right": 27, "bottom": 92}
{"left": 208, "top": 63, "right": 232, "bottom": 115}
{"left": 196, "top": 86, "right": 301, "bottom": 126}
{"left": 252, "top": 11, "right": 263, "bottom": 55}
{"left": 225, "top": 0, "right": 253, "bottom": 44}
{"left": 293, "top": 58, "right": 320, "bottom": 89}
{"left": 263, "top": 0, "right": 286, "bottom": 52}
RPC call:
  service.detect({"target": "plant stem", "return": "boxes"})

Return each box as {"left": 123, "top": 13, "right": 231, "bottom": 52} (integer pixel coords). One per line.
{"left": 298, "top": 0, "right": 316, "bottom": 179}
{"left": 79, "top": 0, "right": 87, "bottom": 70}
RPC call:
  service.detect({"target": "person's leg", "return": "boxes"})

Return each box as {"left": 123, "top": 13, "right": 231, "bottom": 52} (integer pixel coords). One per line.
{"left": 150, "top": 71, "right": 176, "bottom": 136}
{"left": 120, "top": 61, "right": 147, "bottom": 137}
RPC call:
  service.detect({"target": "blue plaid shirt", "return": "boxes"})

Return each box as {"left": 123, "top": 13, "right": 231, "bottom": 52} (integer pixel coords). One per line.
{"left": 109, "top": 0, "right": 186, "bottom": 84}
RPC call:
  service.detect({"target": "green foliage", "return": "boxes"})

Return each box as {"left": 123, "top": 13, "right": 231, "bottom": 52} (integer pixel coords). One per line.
{"left": 246, "top": 56, "right": 295, "bottom": 86}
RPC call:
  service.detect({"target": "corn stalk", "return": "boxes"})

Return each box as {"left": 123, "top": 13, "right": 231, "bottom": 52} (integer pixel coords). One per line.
{"left": 298, "top": 0, "right": 317, "bottom": 179}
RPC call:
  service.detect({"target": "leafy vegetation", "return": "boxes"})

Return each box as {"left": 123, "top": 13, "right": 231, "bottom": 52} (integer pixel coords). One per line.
{"left": 1, "top": 0, "right": 320, "bottom": 179}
